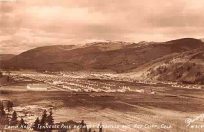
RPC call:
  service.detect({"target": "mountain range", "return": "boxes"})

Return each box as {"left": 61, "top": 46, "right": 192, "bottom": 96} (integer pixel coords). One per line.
{"left": 1, "top": 38, "right": 204, "bottom": 84}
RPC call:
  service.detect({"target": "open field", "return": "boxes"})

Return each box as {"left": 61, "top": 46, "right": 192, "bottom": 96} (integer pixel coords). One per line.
{"left": 1, "top": 71, "right": 204, "bottom": 131}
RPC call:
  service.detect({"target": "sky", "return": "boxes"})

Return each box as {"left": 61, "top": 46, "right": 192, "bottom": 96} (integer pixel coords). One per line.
{"left": 1, "top": 0, "right": 204, "bottom": 54}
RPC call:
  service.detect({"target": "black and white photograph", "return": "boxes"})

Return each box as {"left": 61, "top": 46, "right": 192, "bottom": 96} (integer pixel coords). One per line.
{"left": 1, "top": 0, "right": 204, "bottom": 131}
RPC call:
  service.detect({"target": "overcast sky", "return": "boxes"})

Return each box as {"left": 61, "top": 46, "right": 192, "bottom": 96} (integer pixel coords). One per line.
{"left": 1, "top": 0, "right": 204, "bottom": 54}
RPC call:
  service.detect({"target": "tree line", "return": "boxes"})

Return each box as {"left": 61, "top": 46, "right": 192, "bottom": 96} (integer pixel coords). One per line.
{"left": 0, "top": 100, "right": 103, "bottom": 132}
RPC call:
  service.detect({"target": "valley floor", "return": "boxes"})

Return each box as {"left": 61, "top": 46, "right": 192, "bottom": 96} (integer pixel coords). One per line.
{"left": 1, "top": 71, "right": 204, "bottom": 132}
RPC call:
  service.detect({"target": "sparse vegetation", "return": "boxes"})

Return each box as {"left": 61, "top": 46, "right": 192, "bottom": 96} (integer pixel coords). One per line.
{"left": 0, "top": 101, "right": 104, "bottom": 132}
{"left": 10, "top": 111, "right": 18, "bottom": 126}
{"left": 147, "top": 61, "right": 204, "bottom": 84}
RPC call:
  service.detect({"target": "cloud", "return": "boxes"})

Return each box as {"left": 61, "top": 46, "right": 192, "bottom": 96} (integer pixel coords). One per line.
{"left": 0, "top": 0, "right": 204, "bottom": 54}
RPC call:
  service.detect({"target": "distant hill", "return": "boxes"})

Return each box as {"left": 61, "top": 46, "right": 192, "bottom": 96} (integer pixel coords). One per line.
{"left": 2, "top": 38, "right": 204, "bottom": 75}
{"left": 0, "top": 54, "right": 15, "bottom": 69}
{"left": 145, "top": 47, "right": 204, "bottom": 84}
{"left": 0, "top": 54, "right": 15, "bottom": 61}
{"left": 145, "top": 48, "right": 204, "bottom": 84}
{"left": 2, "top": 38, "right": 204, "bottom": 84}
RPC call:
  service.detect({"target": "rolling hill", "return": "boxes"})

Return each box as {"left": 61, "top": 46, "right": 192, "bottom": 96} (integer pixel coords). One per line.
{"left": 0, "top": 54, "right": 15, "bottom": 61}
{"left": 145, "top": 48, "right": 204, "bottom": 84}
{"left": 1, "top": 38, "right": 204, "bottom": 84}
{"left": 2, "top": 38, "right": 204, "bottom": 74}
{"left": 0, "top": 54, "right": 15, "bottom": 70}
